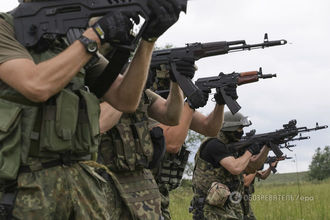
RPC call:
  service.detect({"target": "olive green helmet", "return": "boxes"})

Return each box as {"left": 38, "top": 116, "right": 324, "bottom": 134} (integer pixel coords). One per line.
{"left": 221, "top": 111, "right": 252, "bottom": 131}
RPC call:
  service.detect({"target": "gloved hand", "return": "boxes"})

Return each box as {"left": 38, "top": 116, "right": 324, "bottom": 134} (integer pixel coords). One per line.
{"left": 142, "top": 0, "right": 183, "bottom": 42}
{"left": 169, "top": 57, "right": 196, "bottom": 82}
{"left": 214, "top": 83, "right": 238, "bottom": 105}
{"left": 92, "top": 11, "right": 139, "bottom": 44}
{"left": 186, "top": 89, "right": 210, "bottom": 110}
{"left": 247, "top": 143, "right": 262, "bottom": 155}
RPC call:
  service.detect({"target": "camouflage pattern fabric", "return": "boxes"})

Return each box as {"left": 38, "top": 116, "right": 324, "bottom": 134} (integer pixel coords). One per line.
{"left": 158, "top": 183, "right": 171, "bottom": 220}
{"left": 242, "top": 185, "right": 256, "bottom": 220}
{"left": 110, "top": 169, "right": 162, "bottom": 220}
{"left": 98, "top": 91, "right": 163, "bottom": 219}
{"left": 11, "top": 160, "right": 114, "bottom": 220}
{"left": 204, "top": 202, "right": 243, "bottom": 220}
{"left": 205, "top": 182, "right": 230, "bottom": 208}
{"left": 191, "top": 132, "right": 244, "bottom": 220}
{"left": 151, "top": 145, "right": 190, "bottom": 219}
{"left": 98, "top": 92, "right": 154, "bottom": 172}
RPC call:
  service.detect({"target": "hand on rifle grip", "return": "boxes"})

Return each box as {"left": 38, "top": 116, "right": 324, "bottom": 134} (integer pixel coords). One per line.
{"left": 92, "top": 11, "right": 138, "bottom": 45}
{"left": 170, "top": 57, "right": 196, "bottom": 82}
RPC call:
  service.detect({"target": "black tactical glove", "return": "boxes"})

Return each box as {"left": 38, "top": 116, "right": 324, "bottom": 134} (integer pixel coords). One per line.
{"left": 214, "top": 83, "right": 238, "bottom": 105}
{"left": 186, "top": 89, "right": 210, "bottom": 110}
{"left": 92, "top": 11, "right": 139, "bottom": 44}
{"left": 142, "top": 0, "right": 182, "bottom": 42}
{"left": 169, "top": 57, "right": 196, "bottom": 82}
{"left": 247, "top": 143, "right": 262, "bottom": 155}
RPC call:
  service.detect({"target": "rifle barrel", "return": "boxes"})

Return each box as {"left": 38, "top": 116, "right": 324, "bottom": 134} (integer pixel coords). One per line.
{"left": 259, "top": 73, "right": 277, "bottom": 79}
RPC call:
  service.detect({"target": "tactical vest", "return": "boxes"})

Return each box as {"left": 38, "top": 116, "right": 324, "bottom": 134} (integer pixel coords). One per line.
{"left": 153, "top": 144, "right": 190, "bottom": 191}
{"left": 190, "top": 133, "right": 244, "bottom": 219}
{"left": 99, "top": 91, "right": 155, "bottom": 172}
{"left": 0, "top": 13, "right": 100, "bottom": 181}
{"left": 192, "top": 134, "right": 243, "bottom": 196}
{"left": 98, "top": 92, "right": 162, "bottom": 220}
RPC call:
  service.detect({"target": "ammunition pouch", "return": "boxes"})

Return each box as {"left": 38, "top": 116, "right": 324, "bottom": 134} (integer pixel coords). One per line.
{"left": 100, "top": 119, "right": 157, "bottom": 172}
{"left": 154, "top": 145, "right": 190, "bottom": 190}
{"left": 39, "top": 89, "right": 79, "bottom": 152}
{"left": 0, "top": 99, "right": 33, "bottom": 181}
{"left": 39, "top": 89, "right": 100, "bottom": 155}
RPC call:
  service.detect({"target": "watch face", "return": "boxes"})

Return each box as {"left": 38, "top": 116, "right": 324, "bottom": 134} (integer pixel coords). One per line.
{"left": 87, "top": 42, "right": 98, "bottom": 53}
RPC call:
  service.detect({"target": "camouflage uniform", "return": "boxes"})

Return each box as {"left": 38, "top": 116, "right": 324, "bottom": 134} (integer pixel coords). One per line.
{"left": 191, "top": 132, "right": 244, "bottom": 220}
{"left": 242, "top": 179, "right": 256, "bottom": 220}
{"left": 152, "top": 144, "right": 190, "bottom": 220}
{"left": 98, "top": 90, "right": 163, "bottom": 220}
{"left": 0, "top": 13, "right": 114, "bottom": 219}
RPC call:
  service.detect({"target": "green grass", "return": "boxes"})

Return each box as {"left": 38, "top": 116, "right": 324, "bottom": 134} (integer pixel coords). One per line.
{"left": 254, "top": 171, "right": 309, "bottom": 187}
{"left": 169, "top": 176, "right": 330, "bottom": 220}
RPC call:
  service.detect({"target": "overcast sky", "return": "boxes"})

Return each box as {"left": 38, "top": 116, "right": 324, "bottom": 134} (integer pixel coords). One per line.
{"left": 2, "top": 0, "right": 330, "bottom": 174}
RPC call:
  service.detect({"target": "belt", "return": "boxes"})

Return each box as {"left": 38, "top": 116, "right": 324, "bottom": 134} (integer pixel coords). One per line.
{"left": 19, "top": 154, "right": 91, "bottom": 173}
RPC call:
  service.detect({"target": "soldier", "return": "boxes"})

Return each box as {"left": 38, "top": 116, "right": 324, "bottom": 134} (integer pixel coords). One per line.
{"left": 0, "top": 0, "right": 182, "bottom": 219}
{"left": 148, "top": 68, "right": 238, "bottom": 220}
{"left": 190, "top": 111, "right": 263, "bottom": 220}
{"left": 97, "top": 55, "right": 190, "bottom": 220}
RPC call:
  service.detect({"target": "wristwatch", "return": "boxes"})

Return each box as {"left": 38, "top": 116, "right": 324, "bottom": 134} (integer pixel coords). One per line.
{"left": 78, "top": 35, "right": 98, "bottom": 54}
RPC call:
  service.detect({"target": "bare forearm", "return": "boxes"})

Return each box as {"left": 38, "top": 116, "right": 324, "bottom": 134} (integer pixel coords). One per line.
{"left": 221, "top": 151, "right": 252, "bottom": 175}
{"left": 249, "top": 146, "right": 270, "bottom": 169}
{"left": 190, "top": 104, "right": 224, "bottom": 137}
{"left": 236, "top": 151, "right": 253, "bottom": 173}
{"left": 229, "top": 151, "right": 252, "bottom": 175}
{"left": 244, "top": 173, "right": 257, "bottom": 187}
{"left": 104, "top": 40, "right": 155, "bottom": 112}
{"left": 159, "top": 103, "right": 194, "bottom": 153}
{"left": 163, "top": 82, "right": 184, "bottom": 125}
{"left": 99, "top": 102, "right": 122, "bottom": 133}
{"left": 258, "top": 168, "right": 272, "bottom": 180}
{"left": 0, "top": 28, "right": 99, "bottom": 102}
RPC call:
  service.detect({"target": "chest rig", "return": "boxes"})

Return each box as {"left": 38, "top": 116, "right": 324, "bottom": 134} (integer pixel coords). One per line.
{"left": 98, "top": 92, "right": 164, "bottom": 220}
{"left": 99, "top": 91, "right": 155, "bottom": 172}
{"left": 153, "top": 143, "right": 190, "bottom": 191}
{"left": 0, "top": 13, "right": 100, "bottom": 181}
{"left": 192, "top": 134, "right": 243, "bottom": 196}
{"left": 190, "top": 133, "right": 244, "bottom": 219}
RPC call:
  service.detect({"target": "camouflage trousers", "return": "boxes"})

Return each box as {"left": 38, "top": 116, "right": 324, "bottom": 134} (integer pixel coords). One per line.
{"left": 10, "top": 161, "right": 115, "bottom": 220}
{"left": 108, "top": 169, "right": 162, "bottom": 220}
{"left": 241, "top": 195, "right": 256, "bottom": 220}
{"left": 203, "top": 202, "right": 244, "bottom": 220}
{"left": 158, "top": 184, "right": 171, "bottom": 220}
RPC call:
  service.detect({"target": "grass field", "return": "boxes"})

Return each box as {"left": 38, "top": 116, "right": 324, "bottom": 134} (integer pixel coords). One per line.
{"left": 169, "top": 175, "right": 330, "bottom": 220}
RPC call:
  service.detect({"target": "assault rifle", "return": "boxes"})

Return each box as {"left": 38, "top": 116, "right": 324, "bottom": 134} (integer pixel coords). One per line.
{"left": 195, "top": 67, "right": 276, "bottom": 114}
{"left": 264, "top": 156, "right": 292, "bottom": 173}
{"left": 151, "top": 34, "right": 287, "bottom": 108}
{"left": 227, "top": 120, "right": 328, "bottom": 157}
{"left": 12, "top": 0, "right": 187, "bottom": 50}
{"left": 279, "top": 133, "right": 311, "bottom": 151}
